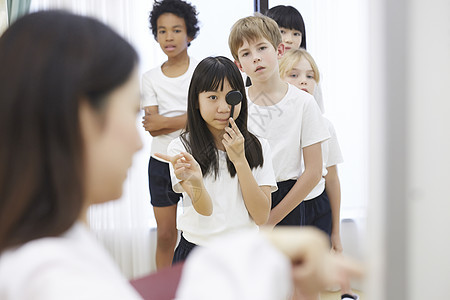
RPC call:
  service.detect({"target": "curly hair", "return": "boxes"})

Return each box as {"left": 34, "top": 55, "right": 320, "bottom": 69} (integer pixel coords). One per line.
{"left": 149, "top": 0, "right": 199, "bottom": 45}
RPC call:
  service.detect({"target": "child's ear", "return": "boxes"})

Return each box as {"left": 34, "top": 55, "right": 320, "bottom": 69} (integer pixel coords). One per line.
{"left": 234, "top": 60, "right": 243, "bottom": 72}
{"left": 277, "top": 43, "right": 285, "bottom": 59}
{"left": 186, "top": 36, "right": 194, "bottom": 47}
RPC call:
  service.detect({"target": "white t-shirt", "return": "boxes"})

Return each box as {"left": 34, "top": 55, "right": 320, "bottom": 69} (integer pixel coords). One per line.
{"left": 247, "top": 84, "right": 330, "bottom": 182}
{"left": 167, "top": 136, "right": 277, "bottom": 246}
{"left": 305, "top": 117, "right": 344, "bottom": 200}
{"left": 141, "top": 57, "right": 198, "bottom": 160}
{"left": 175, "top": 230, "right": 292, "bottom": 300}
{"left": 0, "top": 223, "right": 142, "bottom": 300}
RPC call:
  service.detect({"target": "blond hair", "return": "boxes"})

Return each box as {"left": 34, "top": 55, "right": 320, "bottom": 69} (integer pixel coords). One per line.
{"left": 228, "top": 14, "right": 282, "bottom": 62}
{"left": 279, "top": 49, "right": 320, "bottom": 83}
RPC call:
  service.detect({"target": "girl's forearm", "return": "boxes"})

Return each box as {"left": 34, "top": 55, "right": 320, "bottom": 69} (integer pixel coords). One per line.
{"left": 234, "top": 159, "right": 271, "bottom": 225}
{"left": 181, "top": 180, "right": 213, "bottom": 216}
{"left": 149, "top": 128, "right": 180, "bottom": 136}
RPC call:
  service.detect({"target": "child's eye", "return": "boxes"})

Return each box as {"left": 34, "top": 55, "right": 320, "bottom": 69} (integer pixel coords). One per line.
{"left": 280, "top": 29, "right": 286, "bottom": 34}
{"left": 294, "top": 32, "right": 302, "bottom": 37}
{"left": 158, "top": 30, "right": 166, "bottom": 34}
{"left": 241, "top": 52, "right": 249, "bottom": 57}
{"left": 174, "top": 29, "right": 181, "bottom": 33}
{"left": 208, "top": 95, "right": 218, "bottom": 100}
{"left": 259, "top": 46, "right": 267, "bottom": 51}
{"left": 307, "top": 75, "right": 314, "bottom": 79}
{"left": 289, "top": 73, "right": 298, "bottom": 78}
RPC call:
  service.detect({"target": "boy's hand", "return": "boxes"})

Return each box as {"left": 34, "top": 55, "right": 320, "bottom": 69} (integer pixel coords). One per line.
{"left": 155, "top": 152, "right": 203, "bottom": 184}
{"left": 142, "top": 108, "right": 165, "bottom": 132}
{"left": 222, "top": 118, "right": 245, "bottom": 164}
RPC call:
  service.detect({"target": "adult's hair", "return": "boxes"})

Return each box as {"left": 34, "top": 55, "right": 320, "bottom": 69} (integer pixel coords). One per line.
{"left": 182, "top": 56, "right": 264, "bottom": 178}
{"left": 265, "top": 5, "right": 307, "bottom": 49}
{"left": 279, "top": 48, "right": 320, "bottom": 83}
{"left": 149, "top": 0, "right": 199, "bottom": 45}
{"left": 229, "top": 14, "right": 282, "bottom": 62}
{"left": 0, "top": 10, "right": 138, "bottom": 252}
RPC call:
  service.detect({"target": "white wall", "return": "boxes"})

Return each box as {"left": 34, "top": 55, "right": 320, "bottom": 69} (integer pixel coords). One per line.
{"left": 408, "top": 0, "right": 450, "bottom": 298}
{"left": 368, "top": 0, "right": 450, "bottom": 299}
{"left": 188, "top": 0, "right": 253, "bottom": 59}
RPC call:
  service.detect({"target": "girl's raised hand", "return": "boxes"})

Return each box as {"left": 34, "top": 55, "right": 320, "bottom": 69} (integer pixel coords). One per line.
{"left": 154, "top": 152, "right": 203, "bottom": 184}
{"left": 222, "top": 118, "right": 246, "bottom": 164}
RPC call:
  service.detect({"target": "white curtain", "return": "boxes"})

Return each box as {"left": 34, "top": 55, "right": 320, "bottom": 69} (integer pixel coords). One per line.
{"left": 0, "top": 0, "right": 8, "bottom": 34}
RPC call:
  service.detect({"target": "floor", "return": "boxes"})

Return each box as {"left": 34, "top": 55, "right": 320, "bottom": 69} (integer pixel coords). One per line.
{"left": 320, "top": 290, "right": 364, "bottom": 300}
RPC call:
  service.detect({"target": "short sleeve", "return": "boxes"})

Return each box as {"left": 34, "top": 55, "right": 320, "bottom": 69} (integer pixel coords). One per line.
{"left": 141, "top": 71, "right": 158, "bottom": 108}
{"left": 301, "top": 97, "right": 330, "bottom": 148}
{"left": 325, "top": 120, "right": 344, "bottom": 167}
{"left": 252, "top": 138, "right": 278, "bottom": 192}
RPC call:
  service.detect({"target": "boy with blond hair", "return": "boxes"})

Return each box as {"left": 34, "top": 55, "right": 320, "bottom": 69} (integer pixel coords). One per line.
{"left": 228, "top": 15, "right": 330, "bottom": 230}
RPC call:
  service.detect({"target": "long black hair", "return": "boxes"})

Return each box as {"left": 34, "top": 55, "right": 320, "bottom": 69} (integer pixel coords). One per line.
{"left": 182, "top": 56, "right": 263, "bottom": 178}
{"left": 266, "top": 5, "right": 307, "bottom": 49}
{"left": 0, "top": 10, "right": 138, "bottom": 251}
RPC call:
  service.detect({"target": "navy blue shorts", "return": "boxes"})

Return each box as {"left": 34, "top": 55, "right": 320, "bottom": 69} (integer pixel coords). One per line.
{"left": 303, "top": 189, "right": 332, "bottom": 238}
{"left": 148, "top": 157, "right": 182, "bottom": 207}
{"left": 172, "top": 233, "right": 197, "bottom": 264}
{"left": 271, "top": 180, "right": 305, "bottom": 226}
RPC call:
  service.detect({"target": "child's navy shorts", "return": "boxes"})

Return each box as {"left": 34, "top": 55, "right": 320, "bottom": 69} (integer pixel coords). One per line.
{"left": 148, "top": 156, "right": 182, "bottom": 207}
{"left": 172, "top": 233, "right": 197, "bottom": 264}
{"left": 303, "top": 189, "right": 332, "bottom": 238}
{"left": 272, "top": 179, "right": 305, "bottom": 226}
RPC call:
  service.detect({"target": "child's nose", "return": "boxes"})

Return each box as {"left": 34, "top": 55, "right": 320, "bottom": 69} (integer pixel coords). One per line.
{"left": 253, "top": 54, "right": 261, "bottom": 63}
{"left": 217, "top": 99, "right": 230, "bottom": 112}
{"left": 299, "top": 75, "right": 307, "bottom": 84}
{"left": 285, "top": 33, "right": 293, "bottom": 43}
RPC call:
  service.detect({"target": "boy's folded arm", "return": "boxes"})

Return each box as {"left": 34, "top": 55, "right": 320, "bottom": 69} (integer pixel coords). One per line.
{"left": 142, "top": 105, "right": 187, "bottom": 136}
{"left": 161, "top": 113, "right": 187, "bottom": 131}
